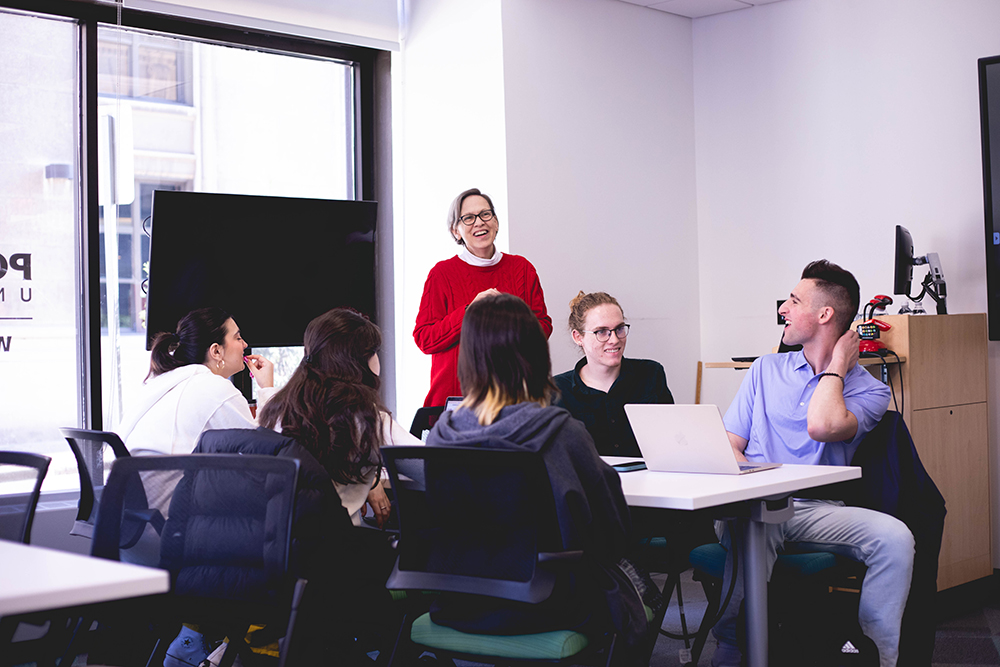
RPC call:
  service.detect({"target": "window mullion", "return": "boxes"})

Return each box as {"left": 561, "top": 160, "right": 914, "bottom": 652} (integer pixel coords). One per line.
{"left": 82, "top": 18, "right": 103, "bottom": 429}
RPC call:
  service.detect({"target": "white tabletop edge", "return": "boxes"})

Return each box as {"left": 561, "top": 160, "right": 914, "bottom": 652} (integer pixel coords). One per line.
{"left": 604, "top": 459, "right": 861, "bottom": 511}
{"left": 0, "top": 541, "right": 170, "bottom": 617}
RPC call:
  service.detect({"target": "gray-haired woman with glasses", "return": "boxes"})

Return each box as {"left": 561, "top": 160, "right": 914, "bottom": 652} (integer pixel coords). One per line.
{"left": 553, "top": 291, "right": 674, "bottom": 457}
{"left": 413, "top": 187, "right": 552, "bottom": 408}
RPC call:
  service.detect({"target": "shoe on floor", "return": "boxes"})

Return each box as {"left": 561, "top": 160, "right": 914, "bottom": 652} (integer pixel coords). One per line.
{"left": 164, "top": 626, "right": 210, "bottom": 667}
{"left": 204, "top": 641, "right": 244, "bottom": 667}
{"left": 711, "top": 639, "right": 742, "bottom": 667}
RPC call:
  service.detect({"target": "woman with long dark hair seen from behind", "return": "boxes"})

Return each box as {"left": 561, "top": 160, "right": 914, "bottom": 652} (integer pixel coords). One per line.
{"left": 427, "top": 294, "right": 644, "bottom": 645}
{"left": 259, "top": 307, "right": 420, "bottom": 529}
{"left": 118, "top": 306, "right": 274, "bottom": 454}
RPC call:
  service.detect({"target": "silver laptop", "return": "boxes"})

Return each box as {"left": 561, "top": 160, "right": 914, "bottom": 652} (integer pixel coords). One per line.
{"left": 624, "top": 404, "right": 781, "bottom": 475}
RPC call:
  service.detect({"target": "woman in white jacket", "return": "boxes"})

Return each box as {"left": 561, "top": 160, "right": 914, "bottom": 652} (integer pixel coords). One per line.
{"left": 118, "top": 306, "right": 275, "bottom": 454}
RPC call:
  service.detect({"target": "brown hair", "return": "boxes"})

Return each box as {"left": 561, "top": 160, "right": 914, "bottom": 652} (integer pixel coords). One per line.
{"left": 147, "top": 307, "right": 231, "bottom": 380}
{"left": 447, "top": 187, "right": 497, "bottom": 245}
{"left": 801, "top": 260, "right": 860, "bottom": 334}
{"left": 567, "top": 291, "right": 624, "bottom": 333}
{"left": 258, "top": 308, "right": 386, "bottom": 485}
{"left": 458, "top": 293, "right": 556, "bottom": 426}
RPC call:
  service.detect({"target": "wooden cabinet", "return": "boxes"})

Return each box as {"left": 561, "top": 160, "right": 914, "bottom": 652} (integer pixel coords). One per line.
{"left": 874, "top": 314, "right": 991, "bottom": 590}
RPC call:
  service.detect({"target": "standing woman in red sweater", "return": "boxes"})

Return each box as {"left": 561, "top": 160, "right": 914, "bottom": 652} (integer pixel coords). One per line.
{"left": 414, "top": 188, "right": 552, "bottom": 407}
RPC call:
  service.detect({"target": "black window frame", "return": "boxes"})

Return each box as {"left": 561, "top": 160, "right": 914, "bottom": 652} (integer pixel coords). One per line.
{"left": 1, "top": 0, "right": 379, "bottom": 429}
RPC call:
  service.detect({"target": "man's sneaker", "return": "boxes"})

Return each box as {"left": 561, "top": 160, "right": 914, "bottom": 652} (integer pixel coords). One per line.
{"left": 710, "top": 639, "right": 742, "bottom": 667}
{"left": 164, "top": 626, "right": 210, "bottom": 667}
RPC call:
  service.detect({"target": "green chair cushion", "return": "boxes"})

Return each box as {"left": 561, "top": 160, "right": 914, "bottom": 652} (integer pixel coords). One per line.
{"left": 689, "top": 543, "right": 727, "bottom": 579}
{"left": 773, "top": 551, "right": 839, "bottom": 577}
{"left": 409, "top": 613, "right": 591, "bottom": 660}
{"left": 689, "top": 543, "right": 840, "bottom": 580}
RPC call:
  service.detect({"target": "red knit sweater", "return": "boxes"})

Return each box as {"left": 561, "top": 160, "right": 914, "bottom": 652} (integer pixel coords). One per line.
{"left": 413, "top": 254, "right": 552, "bottom": 407}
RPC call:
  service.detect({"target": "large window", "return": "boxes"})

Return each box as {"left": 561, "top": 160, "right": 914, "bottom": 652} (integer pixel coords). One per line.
{"left": 97, "top": 26, "right": 357, "bottom": 428}
{"left": 0, "top": 2, "right": 378, "bottom": 495}
{"left": 0, "top": 10, "right": 83, "bottom": 491}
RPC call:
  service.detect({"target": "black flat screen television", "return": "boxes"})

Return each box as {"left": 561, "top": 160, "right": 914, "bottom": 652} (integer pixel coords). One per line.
{"left": 979, "top": 55, "right": 1000, "bottom": 339}
{"left": 146, "top": 191, "right": 377, "bottom": 349}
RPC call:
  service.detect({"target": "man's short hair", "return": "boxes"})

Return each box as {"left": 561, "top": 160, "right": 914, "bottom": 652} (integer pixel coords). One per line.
{"left": 801, "top": 260, "right": 860, "bottom": 334}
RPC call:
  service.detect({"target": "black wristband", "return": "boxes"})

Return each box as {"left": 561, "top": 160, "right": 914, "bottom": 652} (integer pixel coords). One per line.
{"left": 818, "top": 372, "right": 843, "bottom": 381}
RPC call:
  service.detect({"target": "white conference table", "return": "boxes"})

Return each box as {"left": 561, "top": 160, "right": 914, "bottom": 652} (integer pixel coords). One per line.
{"left": 604, "top": 458, "right": 861, "bottom": 667}
{"left": 0, "top": 540, "right": 170, "bottom": 617}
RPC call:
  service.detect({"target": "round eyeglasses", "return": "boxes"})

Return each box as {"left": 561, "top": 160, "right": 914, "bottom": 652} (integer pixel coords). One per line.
{"left": 459, "top": 209, "right": 496, "bottom": 226}
{"left": 582, "top": 324, "right": 630, "bottom": 342}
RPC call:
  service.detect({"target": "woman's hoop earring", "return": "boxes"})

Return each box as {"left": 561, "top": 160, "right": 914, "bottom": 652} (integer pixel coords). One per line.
{"left": 218, "top": 359, "right": 225, "bottom": 370}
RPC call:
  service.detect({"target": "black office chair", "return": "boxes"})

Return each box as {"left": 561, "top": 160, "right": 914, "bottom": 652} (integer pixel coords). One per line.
{"left": 0, "top": 451, "right": 50, "bottom": 544}
{"left": 85, "top": 454, "right": 307, "bottom": 667}
{"left": 382, "top": 445, "right": 625, "bottom": 666}
{"left": 408, "top": 406, "right": 445, "bottom": 440}
{"left": 61, "top": 428, "right": 130, "bottom": 539}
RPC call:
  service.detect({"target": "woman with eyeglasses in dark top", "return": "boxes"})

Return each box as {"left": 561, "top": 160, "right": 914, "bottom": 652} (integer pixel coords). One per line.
{"left": 553, "top": 291, "right": 674, "bottom": 457}
{"left": 413, "top": 187, "right": 552, "bottom": 408}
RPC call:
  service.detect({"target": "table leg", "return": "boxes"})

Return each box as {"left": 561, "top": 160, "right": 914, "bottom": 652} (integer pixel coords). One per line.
{"left": 744, "top": 496, "right": 795, "bottom": 667}
{"left": 744, "top": 518, "right": 769, "bottom": 667}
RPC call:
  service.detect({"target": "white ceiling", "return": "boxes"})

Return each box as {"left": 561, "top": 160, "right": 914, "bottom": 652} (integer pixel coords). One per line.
{"left": 616, "top": 0, "right": 788, "bottom": 19}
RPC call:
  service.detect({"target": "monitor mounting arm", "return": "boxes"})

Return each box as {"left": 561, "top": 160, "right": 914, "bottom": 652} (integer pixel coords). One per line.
{"left": 908, "top": 252, "right": 948, "bottom": 314}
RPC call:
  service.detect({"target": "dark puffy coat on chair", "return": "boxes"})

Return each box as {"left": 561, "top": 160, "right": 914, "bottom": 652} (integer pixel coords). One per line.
{"left": 195, "top": 427, "right": 355, "bottom": 588}
{"left": 195, "top": 428, "right": 397, "bottom": 637}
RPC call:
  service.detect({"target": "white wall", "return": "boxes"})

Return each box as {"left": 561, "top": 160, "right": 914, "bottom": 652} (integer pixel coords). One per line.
{"left": 393, "top": 0, "right": 510, "bottom": 426}
{"left": 501, "top": 0, "right": 701, "bottom": 402}
{"left": 692, "top": 0, "right": 1000, "bottom": 561}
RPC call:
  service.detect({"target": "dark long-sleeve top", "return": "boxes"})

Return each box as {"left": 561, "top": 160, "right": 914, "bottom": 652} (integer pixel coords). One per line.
{"left": 553, "top": 357, "right": 674, "bottom": 457}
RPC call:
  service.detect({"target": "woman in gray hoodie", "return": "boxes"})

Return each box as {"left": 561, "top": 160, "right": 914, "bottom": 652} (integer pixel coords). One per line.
{"left": 427, "top": 293, "right": 644, "bottom": 644}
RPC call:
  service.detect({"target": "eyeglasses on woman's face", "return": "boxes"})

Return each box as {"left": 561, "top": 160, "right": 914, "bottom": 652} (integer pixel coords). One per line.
{"left": 582, "top": 324, "right": 630, "bottom": 343}
{"left": 459, "top": 209, "right": 495, "bottom": 226}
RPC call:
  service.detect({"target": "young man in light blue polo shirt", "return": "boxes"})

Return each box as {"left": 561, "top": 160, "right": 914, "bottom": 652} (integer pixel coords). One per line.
{"left": 711, "top": 260, "right": 914, "bottom": 667}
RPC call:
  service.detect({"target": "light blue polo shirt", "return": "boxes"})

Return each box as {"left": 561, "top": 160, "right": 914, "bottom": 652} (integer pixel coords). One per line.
{"left": 723, "top": 351, "right": 891, "bottom": 466}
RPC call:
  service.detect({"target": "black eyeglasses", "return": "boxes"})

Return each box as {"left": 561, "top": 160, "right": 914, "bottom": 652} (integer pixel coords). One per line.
{"left": 582, "top": 324, "right": 630, "bottom": 342}
{"left": 459, "top": 210, "right": 496, "bottom": 226}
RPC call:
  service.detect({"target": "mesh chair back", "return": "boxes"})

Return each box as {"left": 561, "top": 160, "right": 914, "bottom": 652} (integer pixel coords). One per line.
{"left": 383, "top": 445, "right": 566, "bottom": 604}
{"left": 0, "top": 452, "right": 50, "bottom": 543}
{"left": 61, "top": 428, "right": 130, "bottom": 539}
{"left": 93, "top": 454, "right": 299, "bottom": 606}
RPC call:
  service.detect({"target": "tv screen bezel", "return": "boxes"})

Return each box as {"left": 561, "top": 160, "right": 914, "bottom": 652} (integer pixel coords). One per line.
{"left": 978, "top": 54, "right": 1000, "bottom": 339}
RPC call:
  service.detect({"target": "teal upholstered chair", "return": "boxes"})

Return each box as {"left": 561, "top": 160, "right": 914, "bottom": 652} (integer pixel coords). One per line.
{"left": 382, "top": 445, "right": 638, "bottom": 666}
